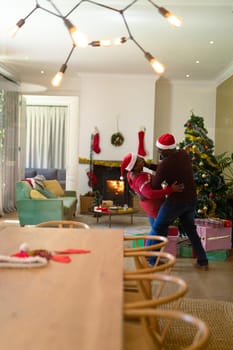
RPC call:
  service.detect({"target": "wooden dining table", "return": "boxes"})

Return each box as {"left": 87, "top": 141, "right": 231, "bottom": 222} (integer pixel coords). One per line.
{"left": 0, "top": 226, "right": 124, "bottom": 350}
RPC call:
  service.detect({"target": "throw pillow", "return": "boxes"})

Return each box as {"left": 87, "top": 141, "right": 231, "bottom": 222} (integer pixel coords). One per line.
{"left": 37, "top": 188, "right": 57, "bottom": 198}
{"left": 43, "top": 179, "right": 64, "bottom": 197}
{"left": 30, "top": 189, "right": 47, "bottom": 199}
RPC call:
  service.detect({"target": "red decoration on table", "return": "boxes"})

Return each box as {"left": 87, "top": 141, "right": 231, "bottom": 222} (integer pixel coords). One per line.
{"left": 11, "top": 244, "right": 91, "bottom": 264}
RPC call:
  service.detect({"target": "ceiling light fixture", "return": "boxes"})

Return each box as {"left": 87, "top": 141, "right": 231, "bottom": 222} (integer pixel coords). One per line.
{"left": 9, "top": 0, "right": 182, "bottom": 87}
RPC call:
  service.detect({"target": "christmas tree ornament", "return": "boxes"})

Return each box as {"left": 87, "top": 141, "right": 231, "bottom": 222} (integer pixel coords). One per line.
{"left": 202, "top": 173, "right": 206, "bottom": 178}
{"left": 137, "top": 127, "right": 147, "bottom": 156}
{"left": 204, "top": 183, "right": 209, "bottom": 187}
{"left": 199, "top": 161, "right": 204, "bottom": 166}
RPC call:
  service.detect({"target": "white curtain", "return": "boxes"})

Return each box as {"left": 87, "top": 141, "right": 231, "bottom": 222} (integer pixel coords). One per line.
{"left": 26, "top": 105, "right": 67, "bottom": 168}
{"left": 0, "top": 90, "right": 19, "bottom": 214}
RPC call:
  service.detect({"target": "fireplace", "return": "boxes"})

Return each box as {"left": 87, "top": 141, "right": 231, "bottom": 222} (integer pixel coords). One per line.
{"left": 93, "top": 164, "right": 132, "bottom": 206}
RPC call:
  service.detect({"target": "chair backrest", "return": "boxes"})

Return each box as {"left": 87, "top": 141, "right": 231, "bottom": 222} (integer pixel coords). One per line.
{"left": 124, "top": 308, "right": 210, "bottom": 350}
{"left": 124, "top": 235, "right": 168, "bottom": 253}
{"left": 36, "top": 220, "right": 90, "bottom": 229}
{"left": 124, "top": 251, "right": 176, "bottom": 276}
{"left": 124, "top": 273, "right": 188, "bottom": 310}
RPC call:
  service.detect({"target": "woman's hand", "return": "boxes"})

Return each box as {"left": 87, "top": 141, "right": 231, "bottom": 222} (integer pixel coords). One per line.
{"left": 171, "top": 181, "right": 184, "bottom": 192}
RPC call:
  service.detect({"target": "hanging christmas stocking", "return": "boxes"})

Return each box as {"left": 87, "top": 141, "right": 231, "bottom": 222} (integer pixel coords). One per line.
{"left": 92, "top": 130, "right": 101, "bottom": 154}
{"left": 137, "top": 129, "right": 147, "bottom": 156}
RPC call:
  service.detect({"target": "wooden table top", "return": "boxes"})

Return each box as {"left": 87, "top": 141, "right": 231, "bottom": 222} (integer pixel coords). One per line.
{"left": 0, "top": 226, "right": 124, "bottom": 350}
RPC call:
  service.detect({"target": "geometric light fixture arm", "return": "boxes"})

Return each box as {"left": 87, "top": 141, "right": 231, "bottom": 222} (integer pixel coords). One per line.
{"left": 51, "top": 45, "right": 76, "bottom": 87}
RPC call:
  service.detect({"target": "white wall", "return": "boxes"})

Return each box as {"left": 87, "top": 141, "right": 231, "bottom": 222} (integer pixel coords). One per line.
{"left": 78, "top": 74, "right": 157, "bottom": 196}
{"left": 155, "top": 78, "right": 216, "bottom": 159}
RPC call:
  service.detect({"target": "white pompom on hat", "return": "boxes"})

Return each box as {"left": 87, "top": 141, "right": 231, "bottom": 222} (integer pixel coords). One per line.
{"left": 120, "top": 153, "right": 137, "bottom": 180}
{"left": 156, "top": 133, "right": 176, "bottom": 150}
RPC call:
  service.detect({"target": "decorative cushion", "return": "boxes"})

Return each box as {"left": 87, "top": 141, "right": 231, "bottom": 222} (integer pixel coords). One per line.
{"left": 43, "top": 179, "right": 64, "bottom": 197}
{"left": 37, "top": 188, "right": 57, "bottom": 198}
{"left": 30, "top": 189, "right": 47, "bottom": 199}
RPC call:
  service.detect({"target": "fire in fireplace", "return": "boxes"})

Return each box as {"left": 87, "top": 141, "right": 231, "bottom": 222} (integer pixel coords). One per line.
{"left": 93, "top": 164, "right": 132, "bottom": 206}
{"left": 106, "top": 179, "right": 124, "bottom": 198}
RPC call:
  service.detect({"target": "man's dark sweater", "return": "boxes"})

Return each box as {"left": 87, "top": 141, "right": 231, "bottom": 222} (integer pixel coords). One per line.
{"left": 151, "top": 149, "right": 197, "bottom": 202}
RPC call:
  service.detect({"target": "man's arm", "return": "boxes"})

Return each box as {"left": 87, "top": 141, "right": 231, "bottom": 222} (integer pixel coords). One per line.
{"left": 151, "top": 161, "right": 167, "bottom": 189}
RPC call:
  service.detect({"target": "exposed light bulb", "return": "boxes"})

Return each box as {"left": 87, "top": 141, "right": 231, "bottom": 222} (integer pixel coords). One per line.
{"left": 100, "top": 39, "right": 111, "bottom": 47}
{"left": 158, "top": 7, "right": 182, "bottom": 28}
{"left": 71, "top": 29, "right": 88, "bottom": 48}
{"left": 166, "top": 14, "right": 182, "bottom": 28}
{"left": 145, "top": 52, "right": 165, "bottom": 74}
{"left": 150, "top": 59, "right": 165, "bottom": 74}
{"left": 51, "top": 72, "right": 64, "bottom": 87}
{"left": 51, "top": 64, "right": 67, "bottom": 87}
{"left": 8, "top": 19, "right": 25, "bottom": 37}
{"left": 64, "top": 18, "right": 88, "bottom": 48}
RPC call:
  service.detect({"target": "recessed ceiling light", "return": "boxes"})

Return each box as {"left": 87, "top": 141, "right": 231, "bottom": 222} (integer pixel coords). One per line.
{"left": 186, "top": 74, "right": 190, "bottom": 78}
{"left": 209, "top": 40, "right": 214, "bottom": 45}
{"left": 40, "top": 70, "right": 45, "bottom": 74}
{"left": 196, "top": 60, "right": 200, "bottom": 64}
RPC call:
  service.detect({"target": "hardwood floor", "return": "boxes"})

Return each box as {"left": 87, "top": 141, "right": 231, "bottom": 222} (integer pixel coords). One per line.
{"left": 1, "top": 211, "right": 233, "bottom": 302}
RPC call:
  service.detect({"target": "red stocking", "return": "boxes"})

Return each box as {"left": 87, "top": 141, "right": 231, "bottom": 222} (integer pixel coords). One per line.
{"left": 92, "top": 131, "right": 101, "bottom": 154}
{"left": 137, "top": 130, "right": 146, "bottom": 156}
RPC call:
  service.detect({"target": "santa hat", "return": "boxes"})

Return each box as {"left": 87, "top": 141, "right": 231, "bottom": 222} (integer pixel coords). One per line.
{"left": 156, "top": 133, "right": 176, "bottom": 150}
{"left": 120, "top": 153, "right": 137, "bottom": 180}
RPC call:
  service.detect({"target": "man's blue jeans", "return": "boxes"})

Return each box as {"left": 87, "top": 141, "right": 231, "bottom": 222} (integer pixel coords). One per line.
{"left": 146, "top": 198, "right": 208, "bottom": 266}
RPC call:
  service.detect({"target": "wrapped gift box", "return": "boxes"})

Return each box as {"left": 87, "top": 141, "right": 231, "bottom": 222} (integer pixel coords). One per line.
{"left": 196, "top": 223, "right": 232, "bottom": 251}
{"left": 164, "top": 226, "right": 178, "bottom": 256}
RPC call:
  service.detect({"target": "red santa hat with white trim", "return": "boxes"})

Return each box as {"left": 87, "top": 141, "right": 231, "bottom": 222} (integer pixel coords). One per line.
{"left": 120, "top": 153, "right": 137, "bottom": 180}
{"left": 156, "top": 133, "right": 176, "bottom": 150}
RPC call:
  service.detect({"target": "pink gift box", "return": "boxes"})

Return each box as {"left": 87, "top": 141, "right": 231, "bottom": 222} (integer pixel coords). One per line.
{"left": 164, "top": 226, "right": 178, "bottom": 256}
{"left": 196, "top": 225, "right": 232, "bottom": 251}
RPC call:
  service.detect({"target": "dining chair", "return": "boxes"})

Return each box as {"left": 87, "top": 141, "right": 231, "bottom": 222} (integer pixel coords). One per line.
{"left": 124, "top": 235, "right": 168, "bottom": 253}
{"left": 124, "top": 235, "right": 170, "bottom": 292}
{"left": 124, "top": 251, "right": 176, "bottom": 276}
{"left": 124, "top": 250, "right": 176, "bottom": 297}
{"left": 124, "top": 273, "right": 188, "bottom": 311}
{"left": 36, "top": 220, "right": 90, "bottom": 229}
{"left": 124, "top": 308, "right": 210, "bottom": 350}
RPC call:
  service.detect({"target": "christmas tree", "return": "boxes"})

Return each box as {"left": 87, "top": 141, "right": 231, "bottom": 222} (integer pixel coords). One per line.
{"left": 179, "top": 112, "right": 231, "bottom": 219}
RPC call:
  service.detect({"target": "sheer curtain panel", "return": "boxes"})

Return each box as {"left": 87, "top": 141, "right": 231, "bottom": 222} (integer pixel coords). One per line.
{"left": 26, "top": 105, "right": 67, "bottom": 168}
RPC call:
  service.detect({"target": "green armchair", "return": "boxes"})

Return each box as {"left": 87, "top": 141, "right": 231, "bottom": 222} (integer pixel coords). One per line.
{"left": 16, "top": 181, "right": 77, "bottom": 226}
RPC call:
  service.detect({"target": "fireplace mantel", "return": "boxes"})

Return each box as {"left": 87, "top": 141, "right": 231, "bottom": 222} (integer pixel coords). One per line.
{"left": 79, "top": 157, "right": 153, "bottom": 167}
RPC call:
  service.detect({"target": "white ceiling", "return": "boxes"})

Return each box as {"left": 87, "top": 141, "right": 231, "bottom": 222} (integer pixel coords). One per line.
{"left": 1, "top": 0, "right": 233, "bottom": 90}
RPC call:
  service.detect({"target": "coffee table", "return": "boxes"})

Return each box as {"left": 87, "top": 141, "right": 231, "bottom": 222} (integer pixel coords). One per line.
{"left": 94, "top": 208, "right": 138, "bottom": 227}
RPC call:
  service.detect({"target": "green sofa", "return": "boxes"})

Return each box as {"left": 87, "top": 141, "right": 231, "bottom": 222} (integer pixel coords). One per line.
{"left": 16, "top": 181, "right": 77, "bottom": 226}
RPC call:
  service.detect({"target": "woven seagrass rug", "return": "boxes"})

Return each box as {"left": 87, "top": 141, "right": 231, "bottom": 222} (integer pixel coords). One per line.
{"left": 162, "top": 298, "right": 233, "bottom": 350}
